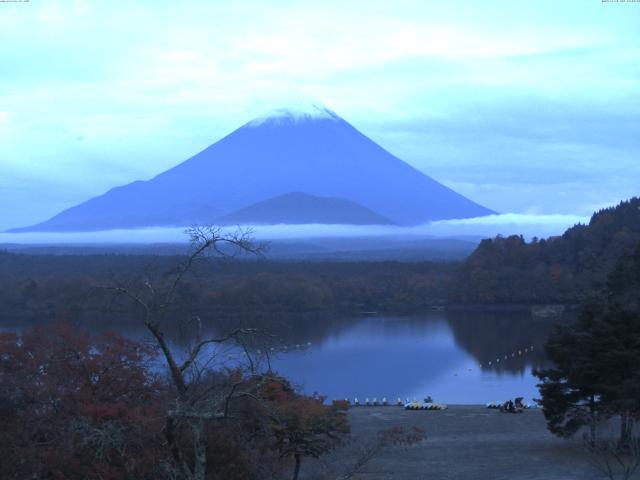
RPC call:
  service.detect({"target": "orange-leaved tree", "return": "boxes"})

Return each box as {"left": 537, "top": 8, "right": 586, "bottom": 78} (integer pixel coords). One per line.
{"left": 0, "top": 323, "right": 165, "bottom": 479}
{"left": 261, "top": 377, "right": 350, "bottom": 480}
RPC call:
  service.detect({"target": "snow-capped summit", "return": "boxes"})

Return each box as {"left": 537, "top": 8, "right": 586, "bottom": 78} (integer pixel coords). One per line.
{"left": 246, "top": 101, "right": 340, "bottom": 127}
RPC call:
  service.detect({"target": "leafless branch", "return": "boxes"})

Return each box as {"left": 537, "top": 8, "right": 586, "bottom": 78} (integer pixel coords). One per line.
{"left": 179, "top": 328, "right": 257, "bottom": 374}
{"left": 586, "top": 436, "right": 640, "bottom": 480}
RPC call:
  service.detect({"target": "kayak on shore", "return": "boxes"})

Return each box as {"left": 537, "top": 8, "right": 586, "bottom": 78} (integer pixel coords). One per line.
{"left": 486, "top": 398, "right": 537, "bottom": 411}
{"left": 405, "top": 402, "right": 448, "bottom": 410}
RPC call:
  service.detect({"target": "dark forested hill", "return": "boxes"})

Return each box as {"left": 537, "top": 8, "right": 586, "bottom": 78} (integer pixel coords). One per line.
{"left": 451, "top": 197, "right": 640, "bottom": 304}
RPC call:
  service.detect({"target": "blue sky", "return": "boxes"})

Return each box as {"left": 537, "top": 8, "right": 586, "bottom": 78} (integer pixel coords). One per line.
{"left": 1, "top": 0, "right": 639, "bottom": 231}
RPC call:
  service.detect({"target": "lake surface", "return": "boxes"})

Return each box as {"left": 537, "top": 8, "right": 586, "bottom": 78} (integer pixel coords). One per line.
{"left": 1, "top": 309, "right": 560, "bottom": 405}
{"left": 266, "top": 310, "right": 558, "bottom": 405}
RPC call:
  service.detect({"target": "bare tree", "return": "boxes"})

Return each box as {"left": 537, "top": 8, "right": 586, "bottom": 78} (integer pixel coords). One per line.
{"left": 586, "top": 438, "right": 640, "bottom": 480}
{"left": 109, "top": 226, "right": 271, "bottom": 480}
{"left": 584, "top": 423, "right": 640, "bottom": 480}
{"left": 303, "top": 426, "right": 426, "bottom": 480}
{"left": 337, "top": 426, "right": 426, "bottom": 480}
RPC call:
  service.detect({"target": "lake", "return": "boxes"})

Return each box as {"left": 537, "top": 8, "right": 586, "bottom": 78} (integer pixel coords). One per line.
{"left": 0, "top": 308, "right": 561, "bottom": 405}
{"left": 267, "top": 311, "right": 556, "bottom": 405}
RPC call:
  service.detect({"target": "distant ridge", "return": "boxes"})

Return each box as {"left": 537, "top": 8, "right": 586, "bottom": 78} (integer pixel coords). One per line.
{"left": 218, "top": 192, "right": 394, "bottom": 225}
{"left": 10, "top": 103, "right": 494, "bottom": 232}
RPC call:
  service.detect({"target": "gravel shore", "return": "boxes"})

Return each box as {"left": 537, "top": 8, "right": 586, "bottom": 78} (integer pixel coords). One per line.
{"left": 303, "top": 405, "right": 607, "bottom": 480}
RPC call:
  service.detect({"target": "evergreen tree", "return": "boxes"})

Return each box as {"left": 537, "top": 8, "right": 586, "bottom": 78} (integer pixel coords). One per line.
{"left": 535, "top": 244, "right": 640, "bottom": 445}
{"left": 535, "top": 302, "right": 605, "bottom": 443}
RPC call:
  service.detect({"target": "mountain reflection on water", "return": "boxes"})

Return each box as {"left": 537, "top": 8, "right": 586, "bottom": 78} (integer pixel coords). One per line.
{"left": 1, "top": 308, "right": 564, "bottom": 405}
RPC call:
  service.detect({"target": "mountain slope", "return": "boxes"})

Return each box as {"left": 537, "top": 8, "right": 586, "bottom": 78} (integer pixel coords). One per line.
{"left": 452, "top": 197, "right": 640, "bottom": 304}
{"left": 218, "top": 192, "right": 394, "bottom": 225}
{"left": 11, "top": 105, "right": 494, "bottom": 232}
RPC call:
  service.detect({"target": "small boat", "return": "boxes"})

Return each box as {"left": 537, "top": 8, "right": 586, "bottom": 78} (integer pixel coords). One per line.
{"left": 486, "top": 398, "right": 537, "bottom": 411}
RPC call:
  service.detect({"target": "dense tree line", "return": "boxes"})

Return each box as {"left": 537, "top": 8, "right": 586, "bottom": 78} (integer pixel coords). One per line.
{"left": 0, "top": 254, "right": 455, "bottom": 327}
{"left": 1, "top": 197, "right": 639, "bottom": 326}
{"left": 453, "top": 197, "right": 640, "bottom": 304}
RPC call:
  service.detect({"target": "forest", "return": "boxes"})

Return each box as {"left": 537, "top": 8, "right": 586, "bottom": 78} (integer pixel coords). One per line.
{"left": 2, "top": 198, "right": 639, "bottom": 326}
{"left": 1, "top": 198, "right": 640, "bottom": 479}
{"left": 453, "top": 198, "right": 640, "bottom": 304}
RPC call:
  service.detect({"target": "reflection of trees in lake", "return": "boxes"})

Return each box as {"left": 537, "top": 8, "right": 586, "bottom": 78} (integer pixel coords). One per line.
{"left": 445, "top": 308, "right": 574, "bottom": 375}
{"left": 2, "top": 302, "right": 574, "bottom": 378}
{"left": 0, "top": 296, "right": 357, "bottom": 358}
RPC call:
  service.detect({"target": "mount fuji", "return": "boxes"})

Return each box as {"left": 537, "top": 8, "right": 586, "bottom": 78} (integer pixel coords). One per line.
{"left": 10, "top": 104, "right": 494, "bottom": 232}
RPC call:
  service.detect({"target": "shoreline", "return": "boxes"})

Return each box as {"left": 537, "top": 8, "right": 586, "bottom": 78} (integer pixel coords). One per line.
{"left": 303, "top": 405, "right": 603, "bottom": 479}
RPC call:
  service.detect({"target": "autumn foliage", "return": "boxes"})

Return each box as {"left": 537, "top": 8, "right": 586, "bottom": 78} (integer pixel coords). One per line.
{"left": 0, "top": 324, "right": 353, "bottom": 480}
{"left": 0, "top": 323, "right": 165, "bottom": 479}
{"left": 260, "top": 379, "right": 350, "bottom": 479}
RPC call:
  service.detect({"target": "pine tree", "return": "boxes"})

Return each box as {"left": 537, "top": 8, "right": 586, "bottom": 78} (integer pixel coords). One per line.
{"left": 535, "top": 244, "right": 640, "bottom": 445}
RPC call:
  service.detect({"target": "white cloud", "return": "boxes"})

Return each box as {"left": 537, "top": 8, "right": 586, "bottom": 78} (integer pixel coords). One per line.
{"left": 0, "top": 0, "right": 638, "bottom": 230}
{"left": 426, "top": 213, "right": 588, "bottom": 238}
{"left": 0, "top": 213, "right": 589, "bottom": 244}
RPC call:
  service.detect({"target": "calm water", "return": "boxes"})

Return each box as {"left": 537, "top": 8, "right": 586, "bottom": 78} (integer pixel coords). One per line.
{"left": 268, "top": 312, "right": 554, "bottom": 405}
{"left": 1, "top": 309, "right": 560, "bottom": 405}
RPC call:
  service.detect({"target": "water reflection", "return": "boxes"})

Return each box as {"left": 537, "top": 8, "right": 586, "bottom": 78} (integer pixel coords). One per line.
{"left": 0, "top": 309, "right": 565, "bottom": 404}
{"left": 269, "top": 311, "right": 560, "bottom": 404}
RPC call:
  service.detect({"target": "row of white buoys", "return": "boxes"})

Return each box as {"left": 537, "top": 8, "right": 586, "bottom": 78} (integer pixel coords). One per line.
{"left": 351, "top": 397, "right": 398, "bottom": 406}
{"left": 482, "top": 345, "right": 535, "bottom": 368}
{"left": 271, "top": 341, "right": 313, "bottom": 353}
{"left": 222, "top": 341, "right": 313, "bottom": 360}
{"left": 348, "top": 397, "right": 447, "bottom": 410}
{"left": 344, "top": 397, "right": 404, "bottom": 407}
